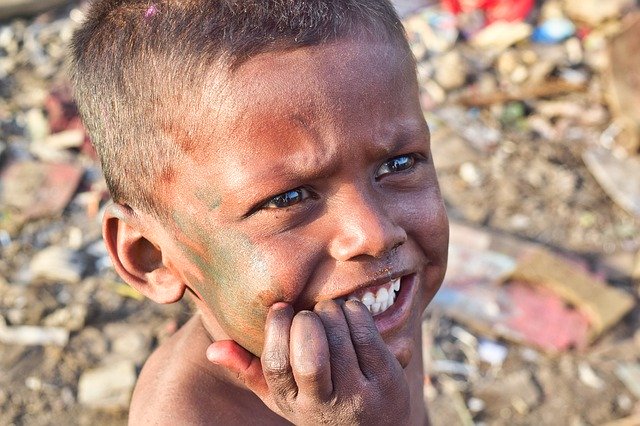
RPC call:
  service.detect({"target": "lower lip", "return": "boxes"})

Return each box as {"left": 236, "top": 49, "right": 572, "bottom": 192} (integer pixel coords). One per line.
{"left": 372, "top": 274, "right": 417, "bottom": 335}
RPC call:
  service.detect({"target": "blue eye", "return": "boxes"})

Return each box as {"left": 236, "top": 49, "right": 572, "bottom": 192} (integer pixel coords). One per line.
{"left": 263, "top": 188, "right": 312, "bottom": 209}
{"left": 375, "top": 155, "right": 416, "bottom": 179}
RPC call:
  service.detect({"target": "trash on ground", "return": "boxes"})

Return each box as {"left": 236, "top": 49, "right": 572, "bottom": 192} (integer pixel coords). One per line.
{"left": 0, "top": 160, "right": 83, "bottom": 228}
{"left": 583, "top": 146, "right": 640, "bottom": 217}
{"left": 605, "top": 11, "right": 640, "bottom": 154}
{"left": 508, "top": 248, "right": 635, "bottom": 342}
{"left": 77, "top": 360, "right": 137, "bottom": 409}
{"left": 29, "top": 245, "right": 86, "bottom": 284}
{"left": 0, "top": 316, "right": 69, "bottom": 347}
{"left": 615, "top": 362, "right": 640, "bottom": 399}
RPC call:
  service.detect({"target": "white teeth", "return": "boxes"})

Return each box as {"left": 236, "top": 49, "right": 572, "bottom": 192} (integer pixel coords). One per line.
{"left": 376, "top": 287, "right": 389, "bottom": 304}
{"left": 345, "top": 278, "right": 402, "bottom": 316}
{"left": 361, "top": 292, "right": 375, "bottom": 307}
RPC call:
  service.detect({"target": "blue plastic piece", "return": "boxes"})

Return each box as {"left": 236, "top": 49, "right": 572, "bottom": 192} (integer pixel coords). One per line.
{"left": 532, "top": 18, "right": 576, "bottom": 44}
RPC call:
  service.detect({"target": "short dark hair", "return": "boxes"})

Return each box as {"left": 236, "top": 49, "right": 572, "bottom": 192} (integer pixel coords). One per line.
{"left": 70, "top": 0, "right": 410, "bottom": 218}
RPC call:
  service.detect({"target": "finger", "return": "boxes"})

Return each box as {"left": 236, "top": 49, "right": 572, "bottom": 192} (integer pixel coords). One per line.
{"left": 262, "top": 302, "right": 298, "bottom": 402}
{"left": 206, "top": 340, "right": 268, "bottom": 397}
{"left": 313, "top": 299, "right": 359, "bottom": 385}
{"left": 290, "top": 311, "right": 333, "bottom": 400}
{"left": 342, "top": 299, "right": 402, "bottom": 380}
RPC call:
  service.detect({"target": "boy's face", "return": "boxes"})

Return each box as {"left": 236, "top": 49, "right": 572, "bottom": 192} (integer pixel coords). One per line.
{"left": 158, "top": 36, "right": 448, "bottom": 363}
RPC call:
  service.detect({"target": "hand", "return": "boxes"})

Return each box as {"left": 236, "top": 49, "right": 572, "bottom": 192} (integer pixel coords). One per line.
{"left": 206, "top": 300, "right": 411, "bottom": 425}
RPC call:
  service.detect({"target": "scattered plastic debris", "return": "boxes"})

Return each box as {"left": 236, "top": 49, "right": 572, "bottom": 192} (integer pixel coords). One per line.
{"left": 77, "top": 360, "right": 137, "bottom": 409}
{"left": 615, "top": 363, "right": 640, "bottom": 399}
{"left": 0, "top": 316, "right": 69, "bottom": 347}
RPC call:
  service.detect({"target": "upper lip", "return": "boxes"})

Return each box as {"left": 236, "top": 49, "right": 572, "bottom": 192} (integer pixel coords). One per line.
{"left": 326, "top": 268, "right": 414, "bottom": 301}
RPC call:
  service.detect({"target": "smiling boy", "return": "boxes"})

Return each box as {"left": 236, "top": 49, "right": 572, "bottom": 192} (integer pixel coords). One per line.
{"left": 71, "top": 0, "right": 448, "bottom": 424}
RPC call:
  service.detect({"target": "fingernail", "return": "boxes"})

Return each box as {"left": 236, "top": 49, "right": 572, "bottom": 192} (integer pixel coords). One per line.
{"left": 271, "top": 302, "right": 289, "bottom": 311}
{"left": 206, "top": 347, "right": 218, "bottom": 363}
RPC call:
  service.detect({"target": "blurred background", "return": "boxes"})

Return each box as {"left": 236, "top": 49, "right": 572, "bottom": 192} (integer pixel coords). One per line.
{"left": 0, "top": 0, "right": 639, "bottom": 424}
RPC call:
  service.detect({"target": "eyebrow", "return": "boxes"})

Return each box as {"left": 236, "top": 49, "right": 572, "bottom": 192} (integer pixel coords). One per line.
{"left": 224, "top": 118, "right": 429, "bottom": 212}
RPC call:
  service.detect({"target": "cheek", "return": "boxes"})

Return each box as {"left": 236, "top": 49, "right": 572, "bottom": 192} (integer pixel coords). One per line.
{"left": 171, "top": 219, "right": 276, "bottom": 354}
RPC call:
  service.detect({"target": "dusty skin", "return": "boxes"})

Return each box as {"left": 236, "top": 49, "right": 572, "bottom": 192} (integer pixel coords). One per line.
{"left": 102, "top": 35, "right": 449, "bottom": 424}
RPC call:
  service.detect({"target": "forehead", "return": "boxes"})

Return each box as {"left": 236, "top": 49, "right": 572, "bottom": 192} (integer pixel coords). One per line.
{"left": 169, "top": 37, "right": 422, "bottom": 203}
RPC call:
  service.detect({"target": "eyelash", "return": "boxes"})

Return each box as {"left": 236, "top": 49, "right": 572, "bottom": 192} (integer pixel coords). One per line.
{"left": 253, "top": 153, "right": 423, "bottom": 214}
{"left": 374, "top": 154, "right": 420, "bottom": 180}
{"left": 261, "top": 187, "right": 314, "bottom": 210}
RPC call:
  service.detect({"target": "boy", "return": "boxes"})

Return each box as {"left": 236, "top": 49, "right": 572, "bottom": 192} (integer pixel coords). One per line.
{"left": 70, "top": 0, "right": 449, "bottom": 424}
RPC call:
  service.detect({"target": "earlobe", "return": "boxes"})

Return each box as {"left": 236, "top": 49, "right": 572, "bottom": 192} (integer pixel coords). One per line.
{"left": 102, "top": 203, "right": 186, "bottom": 304}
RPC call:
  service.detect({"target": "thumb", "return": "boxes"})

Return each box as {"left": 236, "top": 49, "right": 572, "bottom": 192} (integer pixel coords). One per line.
{"left": 206, "top": 340, "right": 269, "bottom": 397}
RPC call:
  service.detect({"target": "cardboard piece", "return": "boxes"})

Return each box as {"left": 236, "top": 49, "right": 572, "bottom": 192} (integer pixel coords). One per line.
{"left": 509, "top": 248, "right": 635, "bottom": 340}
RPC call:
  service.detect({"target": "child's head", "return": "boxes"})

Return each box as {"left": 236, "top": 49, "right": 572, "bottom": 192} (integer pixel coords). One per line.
{"left": 71, "top": 0, "right": 448, "bottom": 363}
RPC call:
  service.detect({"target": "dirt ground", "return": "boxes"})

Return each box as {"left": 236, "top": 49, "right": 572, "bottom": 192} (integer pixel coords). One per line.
{"left": 1, "top": 1, "right": 639, "bottom": 425}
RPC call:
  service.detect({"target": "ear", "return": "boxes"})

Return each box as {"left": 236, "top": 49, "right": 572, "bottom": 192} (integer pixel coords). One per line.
{"left": 102, "top": 203, "right": 186, "bottom": 304}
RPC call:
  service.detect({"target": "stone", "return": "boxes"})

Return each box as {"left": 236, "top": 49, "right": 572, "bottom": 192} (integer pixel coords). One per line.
{"left": 583, "top": 146, "right": 640, "bottom": 217}
{"left": 434, "top": 50, "right": 467, "bottom": 91}
{"left": 390, "top": 0, "right": 436, "bottom": 19}
{"left": 0, "top": 0, "right": 69, "bottom": 20}
{"left": 605, "top": 12, "right": 640, "bottom": 153}
{"left": 477, "top": 339, "right": 508, "bottom": 367}
{"left": 43, "top": 129, "right": 85, "bottom": 150}
{"left": 615, "top": 363, "right": 640, "bottom": 399}
{"left": 403, "top": 8, "right": 459, "bottom": 55}
{"left": 577, "top": 362, "right": 605, "bottom": 389}
{"left": 474, "top": 370, "right": 541, "bottom": 416}
{"left": 43, "top": 305, "right": 87, "bottom": 332}
{"left": 471, "top": 21, "right": 532, "bottom": 52}
{"left": 25, "top": 108, "right": 49, "bottom": 143}
{"left": 458, "top": 162, "right": 483, "bottom": 187}
{"left": 0, "top": 316, "right": 69, "bottom": 347}
{"left": 103, "top": 323, "right": 152, "bottom": 365}
{"left": 0, "top": 160, "right": 84, "bottom": 222}
{"left": 77, "top": 360, "right": 137, "bottom": 409}
{"left": 496, "top": 50, "right": 519, "bottom": 79}
{"left": 429, "top": 126, "right": 480, "bottom": 171}
{"left": 564, "top": 0, "right": 634, "bottom": 28}
{"left": 30, "top": 246, "right": 86, "bottom": 284}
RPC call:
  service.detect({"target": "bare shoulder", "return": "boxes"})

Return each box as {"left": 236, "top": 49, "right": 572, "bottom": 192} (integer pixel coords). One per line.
{"left": 128, "top": 315, "right": 281, "bottom": 425}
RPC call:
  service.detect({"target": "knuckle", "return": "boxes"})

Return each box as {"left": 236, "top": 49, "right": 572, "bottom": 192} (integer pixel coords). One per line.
{"left": 326, "top": 330, "right": 350, "bottom": 348}
{"left": 262, "top": 351, "right": 290, "bottom": 376}
{"left": 350, "top": 327, "right": 377, "bottom": 346}
{"left": 295, "top": 364, "right": 326, "bottom": 384}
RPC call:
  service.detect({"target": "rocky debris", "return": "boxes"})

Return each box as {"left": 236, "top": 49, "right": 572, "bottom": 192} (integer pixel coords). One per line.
{"left": 29, "top": 245, "right": 86, "bottom": 284}
{"left": 606, "top": 11, "right": 640, "bottom": 154}
{"left": 0, "top": 160, "right": 83, "bottom": 232}
{"left": 474, "top": 370, "right": 542, "bottom": 417}
{"left": 0, "top": 315, "right": 69, "bottom": 346}
{"left": 0, "top": 0, "right": 69, "bottom": 20}
{"left": 616, "top": 363, "right": 640, "bottom": 400}
{"left": 0, "top": 0, "right": 639, "bottom": 425}
{"left": 583, "top": 146, "right": 640, "bottom": 217}
{"left": 103, "top": 322, "right": 152, "bottom": 366}
{"left": 77, "top": 360, "right": 137, "bottom": 409}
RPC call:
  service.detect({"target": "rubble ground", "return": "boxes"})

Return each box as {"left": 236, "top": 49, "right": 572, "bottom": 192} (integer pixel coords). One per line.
{"left": 1, "top": 1, "right": 639, "bottom": 425}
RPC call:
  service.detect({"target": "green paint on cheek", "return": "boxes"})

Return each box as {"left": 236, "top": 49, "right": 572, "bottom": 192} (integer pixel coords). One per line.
{"left": 195, "top": 187, "right": 222, "bottom": 210}
{"left": 170, "top": 209, "right": 273, "bottom": 354}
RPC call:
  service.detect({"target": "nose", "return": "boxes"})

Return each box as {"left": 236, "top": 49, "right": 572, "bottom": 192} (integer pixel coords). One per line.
{"left": 328, "top": 189, "right": 407, "bottom": 262}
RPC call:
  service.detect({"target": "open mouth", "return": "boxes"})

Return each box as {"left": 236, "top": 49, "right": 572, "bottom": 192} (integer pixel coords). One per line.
{"left": 341, "top": 277, "right": 402, "bottom": 316}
